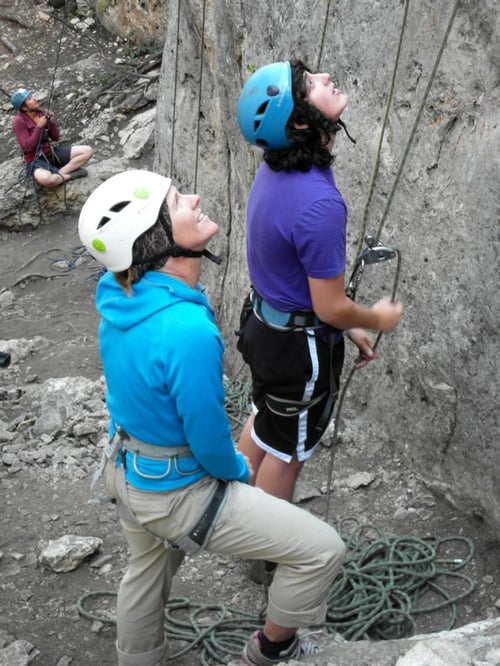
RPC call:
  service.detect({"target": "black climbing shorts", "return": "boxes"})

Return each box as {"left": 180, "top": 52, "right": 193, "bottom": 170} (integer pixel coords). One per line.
{"left": 238, "top": 310, "right": 344, "bottom": 461}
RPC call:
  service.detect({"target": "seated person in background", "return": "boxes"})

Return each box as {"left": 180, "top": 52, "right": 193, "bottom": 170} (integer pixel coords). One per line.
{"left": 11, "top": 87, "right": 94, "bottom": 188}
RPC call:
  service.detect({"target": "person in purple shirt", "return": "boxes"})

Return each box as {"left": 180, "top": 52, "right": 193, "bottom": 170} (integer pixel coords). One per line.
{"left": 236, "top": 59, "right": 403, "bottom": 620}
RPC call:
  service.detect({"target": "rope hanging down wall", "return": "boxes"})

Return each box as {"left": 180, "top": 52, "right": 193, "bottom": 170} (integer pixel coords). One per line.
{"left": 320, "top": 0, "right": 462, "bottom": 524}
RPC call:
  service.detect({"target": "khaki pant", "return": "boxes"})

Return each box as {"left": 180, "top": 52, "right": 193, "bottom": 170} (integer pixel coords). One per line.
{"left": 104, "top": 461, "right": 345, "bottom": 665}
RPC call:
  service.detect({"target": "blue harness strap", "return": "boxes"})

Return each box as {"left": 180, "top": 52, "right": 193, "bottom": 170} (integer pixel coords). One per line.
{"left": 250, "top": 288, "right": 324, "bottom": 331}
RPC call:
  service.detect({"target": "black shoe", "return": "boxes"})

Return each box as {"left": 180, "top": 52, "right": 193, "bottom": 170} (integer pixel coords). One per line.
{"left": 69, "top": 168, "right": 88, "bottom": 180}
{"left": 248, "top": 560, "right": 277, "bottom": 585}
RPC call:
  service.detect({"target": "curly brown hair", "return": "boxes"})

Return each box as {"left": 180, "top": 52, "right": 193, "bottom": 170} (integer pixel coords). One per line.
{"left": 263, "top": 59, "right": 343, "bottom": 173}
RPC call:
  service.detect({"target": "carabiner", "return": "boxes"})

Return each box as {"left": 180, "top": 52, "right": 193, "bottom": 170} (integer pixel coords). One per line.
{"left": 346, "top": 234, "right": 398, "bottom": 301}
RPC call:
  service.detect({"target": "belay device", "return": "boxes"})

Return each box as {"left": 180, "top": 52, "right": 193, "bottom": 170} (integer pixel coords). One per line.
{"left": 323, "top": 234, "right": 401, "bottom": 521}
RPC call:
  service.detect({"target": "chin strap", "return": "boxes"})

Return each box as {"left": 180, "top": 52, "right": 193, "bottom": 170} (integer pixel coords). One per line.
{"left": 144, "top": 212, "right": 223, "bottom": 265}
{"left": 201, "top": 248, "right": 223, "bottom": 265}
{"left": 334, "top": 118, "right": 356, "bottom": 144}
{"left": 169, "top": 245, "right": 222, "bottom": 264}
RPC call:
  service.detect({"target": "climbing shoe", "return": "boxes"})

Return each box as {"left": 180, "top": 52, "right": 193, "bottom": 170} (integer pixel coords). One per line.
{"left": 69, "top": 168, "right": 88, "bottom": 180}
{"left": 242, "top": 630, "right": 320, "bottom": 665}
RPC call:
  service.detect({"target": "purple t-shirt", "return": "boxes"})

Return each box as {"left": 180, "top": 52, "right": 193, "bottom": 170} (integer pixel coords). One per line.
{"left": 246, "top": 163, "right": 347, "bottom": 312}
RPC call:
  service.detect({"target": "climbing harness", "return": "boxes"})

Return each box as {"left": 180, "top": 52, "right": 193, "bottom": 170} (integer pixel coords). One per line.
{"left": 250, "top": 288, "right": 325, "bottom": 332}
{"left": 90, "top": 425, "right": 228, "bottom": 554}
{"left": 243, "top": 287, "right": 341, "bottom": 430}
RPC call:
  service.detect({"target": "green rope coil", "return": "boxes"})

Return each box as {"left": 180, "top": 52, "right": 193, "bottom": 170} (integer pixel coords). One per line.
{"left": 324, "top": 522, "right": 475, "bottom": 642}
{"left": 223, "top": 375, "right": 252, "bottom": 432}
{"left": 77, "top": 524, "right": 475, "bottom": 664}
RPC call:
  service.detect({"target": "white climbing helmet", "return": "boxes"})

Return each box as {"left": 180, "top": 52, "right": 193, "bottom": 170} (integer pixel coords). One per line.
{"left": 78, "top": 170, "right": 171, "bottom": 272}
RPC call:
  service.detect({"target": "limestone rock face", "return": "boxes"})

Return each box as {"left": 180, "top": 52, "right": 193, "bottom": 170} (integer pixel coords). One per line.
{"left": 88, "top": 0, "right": 167, "bottom": 46}
{"left": 152, "top": 1, "right": 499, "bottom": 532}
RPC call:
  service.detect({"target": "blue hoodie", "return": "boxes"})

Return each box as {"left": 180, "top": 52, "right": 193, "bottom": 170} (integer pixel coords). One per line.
{"left": 96, "top": 270, "right": 250, "bottom": 491}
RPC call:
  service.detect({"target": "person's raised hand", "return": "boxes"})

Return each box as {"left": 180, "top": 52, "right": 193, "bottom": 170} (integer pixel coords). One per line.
{"left": 371, "top": 296, "right": 403, "bottom": 332}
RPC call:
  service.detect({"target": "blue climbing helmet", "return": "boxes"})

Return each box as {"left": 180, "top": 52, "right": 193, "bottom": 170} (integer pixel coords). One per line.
{"left": 237, "top": 61, "right": 294, "bottom": 150}
{"left": 11, "top": 88, "right": 31, "bottom": 110}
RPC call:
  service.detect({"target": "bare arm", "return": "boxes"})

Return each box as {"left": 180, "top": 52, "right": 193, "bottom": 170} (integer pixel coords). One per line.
{"left": 308, "top": 273, "right": 403, "bottom": 332}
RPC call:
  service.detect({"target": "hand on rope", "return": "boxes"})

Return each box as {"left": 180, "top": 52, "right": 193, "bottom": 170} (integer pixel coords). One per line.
{"left": 324, "top": 235, "right": 401, "bottom": 521}
{"left": 345, "top": 233, "right": 402, "bottom": 360}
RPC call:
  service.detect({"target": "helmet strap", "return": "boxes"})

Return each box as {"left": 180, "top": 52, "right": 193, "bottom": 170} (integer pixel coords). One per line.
{"left": 334, "top": 118, "right": 356, "bottom": 144}
{"left": 138, "top": 209, "right": 223, "bottom": 266}
{"left": 202, "top": 248, "right": 223, "bottom": 265}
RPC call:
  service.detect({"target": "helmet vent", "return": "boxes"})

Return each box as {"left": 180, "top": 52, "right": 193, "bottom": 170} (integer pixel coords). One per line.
{"left": 266, "top": 85, "right": 279, "bottom": 97}
{"left": 97, "top": 216, "right": 111, "bottom": 229}
{"left": 96, "top": 201, "right": 131, "bottom": 229}
{"left": 256, "top": 100, "right": 269, "bottom": 116}
{"left": 110, "top": 201, "right": 131, "bottom": 212}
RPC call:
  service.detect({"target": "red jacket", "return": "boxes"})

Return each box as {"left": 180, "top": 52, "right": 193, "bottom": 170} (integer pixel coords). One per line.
{"left": 12, "top": 111, "right": 60, "bottom": 163}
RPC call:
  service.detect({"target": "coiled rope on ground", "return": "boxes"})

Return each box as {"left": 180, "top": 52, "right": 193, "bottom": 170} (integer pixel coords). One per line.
{"left": 77, "top": 518, "right": 475, "bottom": 665}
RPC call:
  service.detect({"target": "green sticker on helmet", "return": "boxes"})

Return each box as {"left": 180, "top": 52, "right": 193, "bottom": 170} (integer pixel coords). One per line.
{"left": 134, "top": 187, "right": 149, "bottom": 199}
{"left": 92, "top": 238, "right": 106, "bottom": 253}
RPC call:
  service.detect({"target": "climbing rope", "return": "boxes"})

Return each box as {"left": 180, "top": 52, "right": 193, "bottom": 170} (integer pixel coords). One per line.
{"left": 76, "top": 521, "right": 475, "bottom": 664}
{"left": 193, "top": 0, "right": 207, "bottom": 192}
{"left": 0, "top": 245, "right": 102, "bottom": 294}
{"left": 169, "top": 0, "right": 182, "bottom": 176}
{"left": 322, "top": 0, "right": 461, "bottom": 522}
{"left": 325, "top": 521, "right": 475, "bottom": 641}
{"left": 356, "top": 0, "right": 410, "bottom": 256}
{"left": 373, "top": 0, "right": 461, "bottom": 244}
{"left": 315, "top": 0, "right": 333, "bottom": 72}
{"left": 223, "top": 374, "right": 252, "bottom": 432}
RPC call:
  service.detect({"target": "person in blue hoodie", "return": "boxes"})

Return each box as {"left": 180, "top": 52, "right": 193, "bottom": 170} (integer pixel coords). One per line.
{"left": 78, "top": 169, "right": 346, "bottom": 666}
